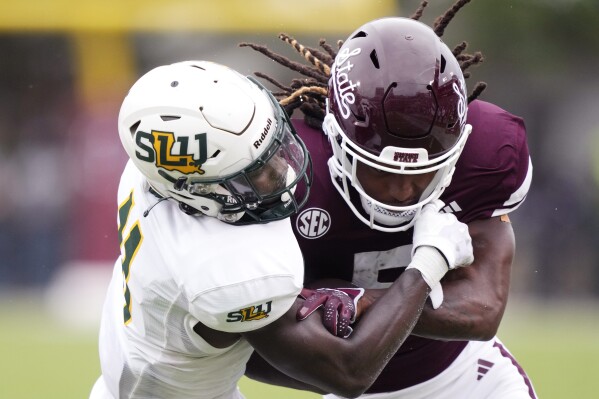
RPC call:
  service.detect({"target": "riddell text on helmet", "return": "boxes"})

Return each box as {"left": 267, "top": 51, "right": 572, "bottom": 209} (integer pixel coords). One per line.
{"left": 253, "top": 118, "right": 273, "bottom": 149}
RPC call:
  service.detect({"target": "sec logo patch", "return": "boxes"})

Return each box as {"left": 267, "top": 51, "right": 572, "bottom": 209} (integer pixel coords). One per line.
{"left": 296, "top": 208, "right": 331, "bottom": 239}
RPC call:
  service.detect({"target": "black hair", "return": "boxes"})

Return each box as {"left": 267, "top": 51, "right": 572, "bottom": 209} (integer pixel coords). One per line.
{"left": 240, "top": 0, "right": 486, "bottom": 129}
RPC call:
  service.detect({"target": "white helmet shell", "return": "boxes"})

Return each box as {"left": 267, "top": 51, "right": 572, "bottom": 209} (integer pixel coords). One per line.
{"left": 119, "top": 61, "right": 311, "bottom": 223}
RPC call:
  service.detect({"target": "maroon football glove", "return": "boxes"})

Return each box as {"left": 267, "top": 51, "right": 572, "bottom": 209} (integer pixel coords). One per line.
{"left": 297, "top": 287, "right": 365, "bottom": 338}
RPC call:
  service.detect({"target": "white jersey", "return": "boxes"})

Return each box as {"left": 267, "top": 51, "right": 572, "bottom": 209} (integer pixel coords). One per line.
{"left": 94, "top": 160, "right": 304, "bottom": 399}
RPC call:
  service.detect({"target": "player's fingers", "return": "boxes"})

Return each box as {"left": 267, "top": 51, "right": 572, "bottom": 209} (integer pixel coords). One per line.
{"left": 337, "top": 306, "right": 354, "bottom": 338}
{"left": 297, "top": 293, "right": 328, "bottom": 320}
{"left": 322, "top": 297, "right": 343, "bottom": 336}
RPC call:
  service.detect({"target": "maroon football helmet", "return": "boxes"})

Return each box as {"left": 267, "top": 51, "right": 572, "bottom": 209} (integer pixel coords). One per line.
{"left": 323, "top": 17, "right": 471, "bottom": 231}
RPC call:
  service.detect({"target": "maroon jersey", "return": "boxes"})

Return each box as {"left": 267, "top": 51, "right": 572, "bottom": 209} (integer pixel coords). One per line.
{"left": 290, "top": 100, "right": 531, "bottom": 392}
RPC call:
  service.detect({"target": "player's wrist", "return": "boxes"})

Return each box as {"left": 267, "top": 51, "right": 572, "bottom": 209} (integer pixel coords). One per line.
{"left": 406, "top": 245, "right": 448, "bottom": 289}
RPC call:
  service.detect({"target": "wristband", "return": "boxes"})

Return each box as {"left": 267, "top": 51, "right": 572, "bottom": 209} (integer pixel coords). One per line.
{"left": 406, "top": 245, "right": 448, "bottom": 289}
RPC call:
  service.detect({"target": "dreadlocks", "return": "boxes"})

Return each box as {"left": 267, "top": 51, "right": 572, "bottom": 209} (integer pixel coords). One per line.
{"left": 238, "top": 37, "right": 332, "bottom": 127}
{"left": 240, "top": 0, "right": 486, "bottom": 129}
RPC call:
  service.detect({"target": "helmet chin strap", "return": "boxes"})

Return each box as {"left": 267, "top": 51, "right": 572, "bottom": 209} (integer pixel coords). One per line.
{"left": 352, "top": 161, "right": 456, "bottom": 228}
{"left": 358, "top": 194, "right": 419, "bottom": 227}
{"left": 214, "top": 184, "right": 245, "bottom": 223}
{"left": 143, "top": 196, "right": 171, "bottom": 217}
{"left": 351, "top": 178, "right": 415, "bottom": 227}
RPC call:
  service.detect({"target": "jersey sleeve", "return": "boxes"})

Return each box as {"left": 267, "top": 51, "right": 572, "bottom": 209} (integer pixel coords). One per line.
{"left": 184, "top": 220, "right": 304, "bottom": 334}
{"left": 190, "top": 275, "right": 302, "bottom": 334}
{"left": 442, "top": 100, "right": 533, "bottom": 223}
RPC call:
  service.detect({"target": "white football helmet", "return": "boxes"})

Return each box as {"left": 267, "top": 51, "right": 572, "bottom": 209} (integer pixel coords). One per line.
{"left": 119, "top": 60, "right": 312, "bottom": 224}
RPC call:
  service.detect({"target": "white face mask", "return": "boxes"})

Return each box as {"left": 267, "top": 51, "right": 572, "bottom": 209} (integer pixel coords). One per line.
{"left": 324, "top": 112, "right": 472, "bottom": 232}
{"left": 357, "top": 186, "right": 420, "bottom": 227}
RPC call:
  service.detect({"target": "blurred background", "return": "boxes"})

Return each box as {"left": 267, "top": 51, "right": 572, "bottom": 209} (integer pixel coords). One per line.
{"left": 1, "top": 0, "right": 598, "bottom": 398}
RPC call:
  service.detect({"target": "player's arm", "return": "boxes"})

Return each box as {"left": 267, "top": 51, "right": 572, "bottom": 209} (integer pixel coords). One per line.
{"left": 277, "top": 217, "right": 508, "bottom": 346}
{"left": 243, "top": 268, "right": 429, "bottom": 398}
{"left": 245, "top": 349, "right": 327, "bottom": 394}
{"left": 242, "top": 201, "right": 473, "bottom": 397}
{"left": 410, "top": 215, "right": 514, "bottom": 340}
{"left": 410, "top": 105, "right": 532, "bottom": 341}
{"left": 343, "top": 216, "right": 514, "bottom": 341}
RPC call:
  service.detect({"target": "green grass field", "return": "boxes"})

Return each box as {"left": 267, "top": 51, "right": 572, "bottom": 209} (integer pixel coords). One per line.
{"left": 1, "top": 294, "right": 597, "bottom": 399}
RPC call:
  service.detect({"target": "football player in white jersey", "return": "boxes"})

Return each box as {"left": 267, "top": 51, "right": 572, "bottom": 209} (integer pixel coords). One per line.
{"left": 89, "top": 60, "right": 474, "bottom": 399}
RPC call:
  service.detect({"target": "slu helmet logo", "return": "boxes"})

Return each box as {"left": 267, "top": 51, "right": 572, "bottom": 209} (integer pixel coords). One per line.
{"left": 134, "top": 130, "right": 208, "bottom": 175}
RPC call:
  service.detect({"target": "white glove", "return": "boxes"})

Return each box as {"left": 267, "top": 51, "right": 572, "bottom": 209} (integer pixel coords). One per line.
{"left": 412, "top": 200, "right": 474, "bottom": 269}
{"left": 407, "top": 200, "right": 474, "bottom": 304}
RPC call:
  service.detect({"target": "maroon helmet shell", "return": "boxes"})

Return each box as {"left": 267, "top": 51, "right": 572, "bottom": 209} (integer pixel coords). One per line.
{"left": 328, "top": 17, "right": 468, "bottom": 158}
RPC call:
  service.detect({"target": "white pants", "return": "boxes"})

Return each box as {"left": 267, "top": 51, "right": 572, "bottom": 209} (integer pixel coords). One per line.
{"left": 90, "top": 376, "right": 115, "bottom": 399}
{"left": 324, "top": 338, "right": 537, "bottom": 399}
{"left": 89, "top": 375, "right": 247, "bottom": 399}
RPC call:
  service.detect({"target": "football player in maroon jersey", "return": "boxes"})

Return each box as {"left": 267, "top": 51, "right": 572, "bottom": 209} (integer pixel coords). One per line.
{"left": 242, "top": 1, "right": 538, "bottom": 398}
{"left": 90, "top": 59, "right": 475, "bottom": 399}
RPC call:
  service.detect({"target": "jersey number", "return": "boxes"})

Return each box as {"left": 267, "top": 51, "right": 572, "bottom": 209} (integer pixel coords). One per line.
{"left": 118, "top": 191, "right": 143, "bottom": 325}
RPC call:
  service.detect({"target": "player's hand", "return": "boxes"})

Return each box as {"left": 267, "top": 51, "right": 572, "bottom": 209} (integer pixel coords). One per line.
{"left": 297, "top": 287, "right": 365, "bottom": 338}
{"left": 412, "top": 200, "right": 474, "bottom": 269}
{"left": 407, "top": 200, "right": 473, "bottom": 301}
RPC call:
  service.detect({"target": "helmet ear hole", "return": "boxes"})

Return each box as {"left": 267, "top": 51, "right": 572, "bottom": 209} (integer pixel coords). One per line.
{"left": 129, "top": 121, "right": 141, "bottom": 137}
{"left": 351, "top": 30, "right": 367, "bottom": 40}
{"left": 160, "top": 115, "right": 180, "bottom": 121}
{"left": 440, "top": 55, "right": 447, "bottom": 73}
{"left": 370, "top": 50, "right": 380, "bottom": 69}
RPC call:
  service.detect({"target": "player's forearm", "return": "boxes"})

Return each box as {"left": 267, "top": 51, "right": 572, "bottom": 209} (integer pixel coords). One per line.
{"left": 412, "top": 217, "right": 514, "bottom": 340}
{"left": 246, "top": 270, "right": 430, "bottom": 398}
{"left": 356, "top": 279, "right": 500, "bottom": 341}
{"left": 411, "top": 263, "right": 509, "bottom": 340}
{"left": 355, "top": 273, "right": 503, "bottom": 341}
{"left": 314, "top": 269, "right": 430, "bottom": 396}
{"left": 245, "top": 353, "right": 327, "bottom": 394}
{"left": 411, "top": 286, "right": 504, "bottom": 340}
